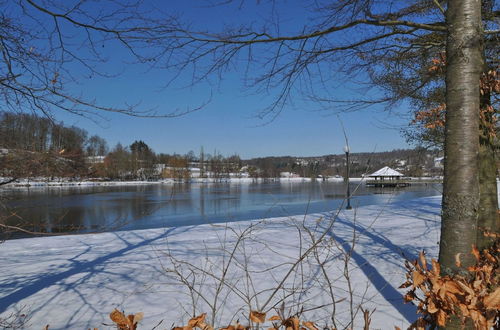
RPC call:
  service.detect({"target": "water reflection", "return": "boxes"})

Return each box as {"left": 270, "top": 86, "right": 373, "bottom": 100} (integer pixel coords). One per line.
{"left": 0, "top": 181, "right": 441, "bottom": 238}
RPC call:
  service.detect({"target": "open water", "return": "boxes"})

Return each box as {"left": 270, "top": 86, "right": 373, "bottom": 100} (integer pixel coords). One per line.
{"left": 0, "top": 181, "right": 441, "bottom": 237}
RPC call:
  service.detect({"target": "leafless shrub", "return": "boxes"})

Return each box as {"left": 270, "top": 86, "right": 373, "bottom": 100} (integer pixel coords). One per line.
{"left": 0, "top": 306, "right": 31, "bottom": 329}
{"left": 158, "top": 200, "right": 378, "bottom": 329}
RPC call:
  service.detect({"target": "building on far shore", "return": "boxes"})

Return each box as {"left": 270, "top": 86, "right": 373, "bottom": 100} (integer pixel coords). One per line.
{"left": 366, "top": 166, "right": 409, "bottom": 187}
{"left": 85, "top": 156, "right": 105, "bottom": 164}
{"left": 434, "top": 156, "right": 444, "bottom": 169}
{"left": 280, "top": 171, "right": 300, "bottom": 178}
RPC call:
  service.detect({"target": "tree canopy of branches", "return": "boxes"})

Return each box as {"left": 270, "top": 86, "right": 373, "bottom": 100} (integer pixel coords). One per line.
{"left": 0, "top": 0, "right": 202, "bottom": 120}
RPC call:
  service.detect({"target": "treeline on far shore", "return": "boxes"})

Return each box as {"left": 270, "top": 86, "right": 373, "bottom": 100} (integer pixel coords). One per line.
{"left": 0, "top": 112, "right": 443, "bottom": 181}
{"left": 0, "top": 112, "right": 245, "bottom": 181}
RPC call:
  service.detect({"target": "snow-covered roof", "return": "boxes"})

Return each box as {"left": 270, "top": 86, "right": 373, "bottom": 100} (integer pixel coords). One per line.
{"left": 369, "top": 166, "right": 404, "bottom": 177}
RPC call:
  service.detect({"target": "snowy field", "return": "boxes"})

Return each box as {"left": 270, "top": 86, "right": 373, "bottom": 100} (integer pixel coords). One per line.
{"left": 0, "top": 196, "right": 442, "bottom": 329}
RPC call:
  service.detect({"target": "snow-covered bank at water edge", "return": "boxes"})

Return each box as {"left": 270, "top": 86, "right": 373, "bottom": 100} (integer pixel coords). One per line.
{"left": 1, "top": 176, "right": 368, "bottom": 188}
{"left": 0, "top": 196, "right": 442, "bottom": 329}
{"left": 0, "top": 178, "right": 172, "bottom": 188}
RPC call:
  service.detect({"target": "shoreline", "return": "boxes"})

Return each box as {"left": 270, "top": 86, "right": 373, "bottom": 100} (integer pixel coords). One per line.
{"left": 1, "top": 176, "right": 371, "bottom": 188}
{"left": 0, "top": 175, "right": 447, "bottom": 188}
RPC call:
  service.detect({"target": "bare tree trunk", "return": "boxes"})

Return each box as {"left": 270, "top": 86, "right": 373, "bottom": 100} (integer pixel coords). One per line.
{"left": 439, "top": 2, "right": 483, "bottom": 327}
{"left": 478, "top": 90, "right": 499, "bottom": 250}
{"left": 439, "top": 0, "right": 482, "bottom": 274}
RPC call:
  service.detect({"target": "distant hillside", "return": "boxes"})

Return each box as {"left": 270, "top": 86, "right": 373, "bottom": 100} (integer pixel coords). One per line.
{"left": 243, "top": 148, "right": 443, "bottom": 178}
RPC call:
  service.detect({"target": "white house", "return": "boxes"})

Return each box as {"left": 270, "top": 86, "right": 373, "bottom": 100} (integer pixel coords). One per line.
{"left": 434, "top": 156, "right": 444, "bottom": 169}
{"left": 85, "top": 156, "right": 105, "bottom": 164}
{"left": 280, "top": 171, "right": 299, "bottom": 178}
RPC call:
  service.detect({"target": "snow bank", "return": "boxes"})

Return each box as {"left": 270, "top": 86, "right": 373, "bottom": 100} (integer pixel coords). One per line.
{"left": 1, "top": 179, "right": 166, "bottom": 188}
{"left": 2, "top": 177, "right": 369, "bottom": 188}
{"left": 189, "top": 177, "right": 261, "bottom": 183}
{"left": 0, "top": 196, "right": 442, "bottom": 329}
{"left": 324, "top": 177, "right": 364, "bottom": 183}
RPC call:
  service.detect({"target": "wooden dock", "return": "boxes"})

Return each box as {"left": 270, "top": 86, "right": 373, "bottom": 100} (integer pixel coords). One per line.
{"left": 365, "top": 179, "right": 411, "bottom": 187}
{"left": 365, "top": 178, "right": 442, "bottom": 187}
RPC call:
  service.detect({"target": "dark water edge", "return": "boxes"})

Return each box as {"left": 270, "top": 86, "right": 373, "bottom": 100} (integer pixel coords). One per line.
{"left": 0, "top": 181, "right": 442, "bottom": 239}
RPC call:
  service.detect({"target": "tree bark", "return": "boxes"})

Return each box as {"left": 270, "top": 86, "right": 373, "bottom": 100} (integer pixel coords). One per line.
{"left": 439, "top": 0, "right": 482, "bottom": 276}
{"left": 478, "top": 87, "right": 499, "bottom": 249}
{"left": 478, "top": 142, "right": 498, "bottom": 247}
{"left": 440, "top": 2, "right": 483, "bottom": 327}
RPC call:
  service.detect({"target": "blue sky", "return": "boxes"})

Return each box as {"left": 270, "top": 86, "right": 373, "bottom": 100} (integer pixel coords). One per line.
{"left": 52, "top": 1, "right": 413, "bottom": 159}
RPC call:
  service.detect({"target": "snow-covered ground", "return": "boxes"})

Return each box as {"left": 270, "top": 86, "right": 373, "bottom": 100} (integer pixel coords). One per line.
{"left": 0, "top": 196, "right": 442, "bottom": 329}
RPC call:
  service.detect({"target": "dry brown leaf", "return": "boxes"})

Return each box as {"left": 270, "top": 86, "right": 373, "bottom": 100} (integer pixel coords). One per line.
{"left": 427, "top": 300, "right": 438, "bottom": 314}
{"left": 416, "top": 317, "right": 427, "bottom": 330}
{"left": 471, "top": 245, "right": 480, "bottom": 261}
{"left": 443, "top": 280, "right": 464, "bottom": 295}
{"left": 249, "top": 311, "right": 266, "bottom": 324}
{"left": 188, "top": 313, "right": 207, "bottom": 328}
{"left": 220, "top": 326, "right": 235, "bottom": 330}
{"left": 483, "top": 250, "right": 496, "bottom": 263}
{"left": 235, "top": 323, "right": 246, "bottom": 330}
{"left": 455, "top": 253, "right": 462, "bottom": 268}
{"left": 404, "top": 290, "right": 416, "bottom": 303}
{"left": 222, "top": 323, "right": 245, "bottom": 330}
{"left": 302, "top": 321, "right": 318, "bottom": 330}
{"left": 483, "top": 231, "right": 500, "bottom": 238}
{"left": 431, "top": 259, "right": 440, "bottom": 274}
{"left": 455, "top": 280, "right": 474, "bottom": 297}
{"left": 268, "top": 315, "right": 281, "bottom": 321}
{"left": 472, "top": 279, "right": 483, "bottom": 290}
{"left": 437, "top": 309, "right": 447, "bottom": 327}
{"left": 458, "top": 303, "right": 469, "bottom": 317}
{"left": 110, "top": 309, "right": 129, "bottom": 327}
{"left": 412, "top": 270, "right": 425, "bottom": 287}
{"left": 419, "top": 251, "right": 427, "bottom": 270}
{"left": 469, "top": 309, "right": 487, "bottom": 328}
{"left": 127, "top": 315, "right": 135, "bottom": 327}
{"left": 133, "top": 312, "right": 144, "bottom": 324}
{"left": 483, "top": 287, "right": 500, "bottom": 309}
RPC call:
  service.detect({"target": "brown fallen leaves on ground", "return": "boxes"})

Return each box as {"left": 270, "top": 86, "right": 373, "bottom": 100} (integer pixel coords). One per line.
{"left": 109, "top": 309, "right": 144, "bottom": 330}
{"left": 401, "top": 239, "right": 499, "bottom": 329}
{"left": 171, "top": 309, "right": 373, "bottom": 330}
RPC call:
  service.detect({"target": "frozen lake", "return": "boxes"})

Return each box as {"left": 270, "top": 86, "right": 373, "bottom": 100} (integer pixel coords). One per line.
{"left": 0, "top": 181, "right": 441, "bottom": 237}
